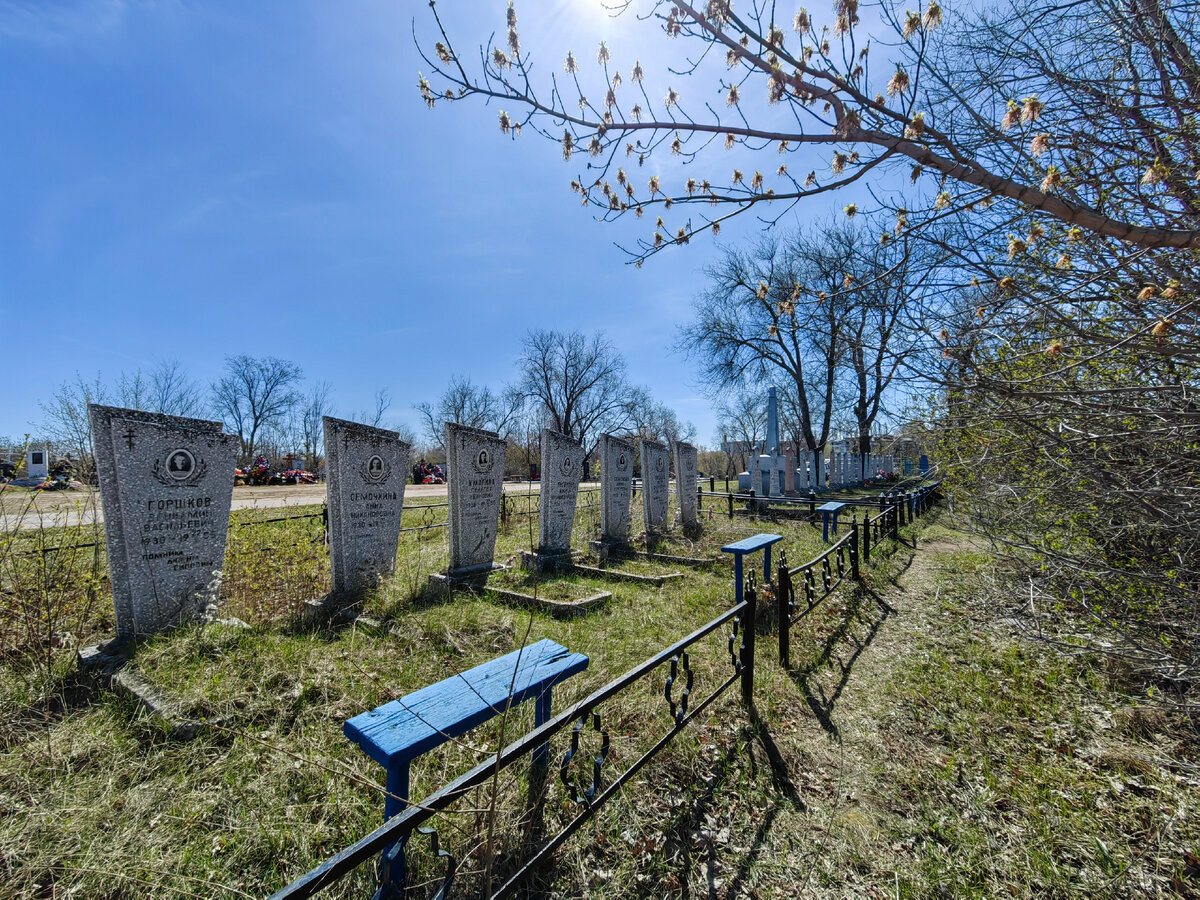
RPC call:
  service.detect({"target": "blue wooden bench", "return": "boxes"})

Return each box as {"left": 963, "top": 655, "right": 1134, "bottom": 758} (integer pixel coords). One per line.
{"left": 816, "top": 501, "right": 847, "bottom": 542}
{"left": 344, "top": 638, "right": 589, "bottom": 896}
{"left": 721, "top": 533, "right": 783, "bottom": 606}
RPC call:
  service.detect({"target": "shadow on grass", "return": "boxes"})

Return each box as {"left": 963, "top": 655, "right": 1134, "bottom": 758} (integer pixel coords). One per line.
{"left": 0, "top": 670, "right": 99, "bottom": 750}
{"left": 784, "top": 585, "right": 894, "bottom": 740}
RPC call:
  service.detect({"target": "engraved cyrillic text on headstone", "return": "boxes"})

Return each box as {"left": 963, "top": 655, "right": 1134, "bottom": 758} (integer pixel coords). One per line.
{"left": 324, "top": 416, "right": 411, "bottom": 601}
{"left": 599, "top": 433, "right": 635, "bottom": 545}
{"left": 91, "top": 405, "right": 236, "bottom": 636}
{"left": 538, "top": 429, "right": 583, "bottom": 555}
{"left": 641, "top": 439, "right": 670, "bottom": 533}
{"left": 445, "top": 422, "right": 507, "bottom": 576}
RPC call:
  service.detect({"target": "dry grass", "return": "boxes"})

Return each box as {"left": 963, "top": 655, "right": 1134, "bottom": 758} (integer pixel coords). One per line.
{"left": 3, "top": 492, "right": 1195, "bottom": 898}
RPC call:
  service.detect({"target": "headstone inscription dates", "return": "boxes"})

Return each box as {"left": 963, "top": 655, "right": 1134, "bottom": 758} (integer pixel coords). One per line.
{"left": 444, "top": 422, "right": 508, "bottom": 577}
{"left": 324, "top": 417, "right": 411, "bottom": 601}
{"left": 641, "top": 439, "right": 671, "bottom": 533}
{"left": 674, "top": 441, "right": 699, "bottom": 528}
{"left": 89, "top": 404, "right": 236, "bottom": 637}
{"left": 599, "top": 433, "right": 635, "bottom": 546}
{"left": 538, "top": 429, "right": 583, "bottom": 557}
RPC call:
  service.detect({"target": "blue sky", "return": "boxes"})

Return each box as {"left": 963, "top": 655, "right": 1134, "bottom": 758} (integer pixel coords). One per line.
{"left": 0, "top": 0, "right": 866, "bottom": 447}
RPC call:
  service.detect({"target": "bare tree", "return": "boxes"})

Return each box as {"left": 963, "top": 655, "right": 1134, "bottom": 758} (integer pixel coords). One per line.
{"left": 210, "top": 355, "right": 303, "bottom": 462}
{"left": 148, "top": 359, "right": 205, "bottom": 417}
{"left": 681, "top": 231, "right": 845, "bottom": 454}
{"left": 713, "top": 387, "right": 766, "bottom": 474}
{"left": 415, "top": 375, "right": 525, "bottom": 449}
{"left": 38, "top": 372, "right": 109, "bottom": 482}
{"left": 353, "top": 387, "right": 393, "bottom": 429}
{"left": 300, "top": 380, "right": 333, "bottom": 470}
{"left": 622, "top": 385, "right": 697, "bottom": 445}
{"left": 114, "top": 369, "right": 150, "bottom": 410}
{"left": 516, "top": 329, "right": 636, "bottom": 453}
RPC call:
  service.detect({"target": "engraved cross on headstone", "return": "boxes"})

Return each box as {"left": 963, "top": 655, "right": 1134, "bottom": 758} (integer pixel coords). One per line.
{"left": 123, "top": 427, "right": 136, "bottom": 449}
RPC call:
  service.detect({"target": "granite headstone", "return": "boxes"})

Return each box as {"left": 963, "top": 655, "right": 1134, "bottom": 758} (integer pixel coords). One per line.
{"left": 89, "top": 405, "right": 236, "bottom": 637}
{"left": 641, "top": 439, "right": 670, "bottom": 533}
{"left": 444, "top": 422, "right": 507, "bottom": 577}
{"left": 538, "top": 429, "right": 583, "bottom": 556}
{"left": 324, "top": 416, "right": 411, "bottom": 602}
{"left": 599, "top": 433, "right": 635, "bottom": 545}
{"left": 673, "top": 441, "right": 698, "bottom": 528}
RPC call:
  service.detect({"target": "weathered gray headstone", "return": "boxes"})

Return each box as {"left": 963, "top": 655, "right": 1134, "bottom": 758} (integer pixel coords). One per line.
{"left": 444, "top": 422, "right": 507, "bottom": 577}
{"left": 89, "top": 405, "right": 236, "bottom": 637}
{"left": 674, "top": 441, "right": 698, "bottom": 528}
{"left": 784, "top": 456, "right": 795, "bottom": 493}
{"left": 599, "top": 433, "right": 635, "bottom": 546}
{"left": 537, "top": 429, "right": 583, "bottom": 556}
{"left": 324, "top": 416, "right": 411, "bottom": 602}
{"left": 770, "top": 457, "right": 785, "bottom": 498}
{"left": 641, "top": 439, "right": 670, "bottom": 533}
{"left": 745, "top": 456, "right": 759, "bottom": 494}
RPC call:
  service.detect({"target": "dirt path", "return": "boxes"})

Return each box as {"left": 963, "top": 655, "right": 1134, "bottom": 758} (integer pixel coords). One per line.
{"left": 700, "top": 530, "right": 986, "bottom": 898}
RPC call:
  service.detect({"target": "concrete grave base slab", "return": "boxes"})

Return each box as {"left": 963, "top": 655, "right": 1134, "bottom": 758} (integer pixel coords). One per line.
{"left": 481, "top": 584, "right": 612, "bottom": 619}
{"left": 593, "top": 538, "right": 715, "bottom": 568}
{"left": 589, "top": 538, "right": 637, "bottom": 563}
{"left": 568, "top": 561, "right": 683, "bottom": 586}
{"left": 428, "top": 563, "right": 509, "bottom": 593}
{"left": 78, "top": 641, "right": 208, "bottom": 741}
{"left": 643, "top": 550, "right": 718, "bottom": 567}
{"left": 518, "top": 549, "right": 576, "bottom": 574}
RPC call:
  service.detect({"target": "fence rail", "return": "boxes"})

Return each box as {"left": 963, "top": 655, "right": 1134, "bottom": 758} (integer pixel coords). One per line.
{"left": 267, "top": 479, "right": 943, "bottom": 899}
{"left": 269, "top": 590, "right": 756, "bottom": 900}
{"left": 4, "top": 490, "right": 607, "bottom": 557}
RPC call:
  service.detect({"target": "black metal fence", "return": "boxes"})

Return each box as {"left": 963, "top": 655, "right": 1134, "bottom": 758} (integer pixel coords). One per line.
{"left": 697, "top": 480, "right": 939, "bottom": 524}
{"left": 6, "top": 488, "right": 615, "bottom": 558}
{"left": 268, "top": 586, "right": 758, "bottom": 900}
{"left": 265, "top": 480, "right": 943, "bottom": 899}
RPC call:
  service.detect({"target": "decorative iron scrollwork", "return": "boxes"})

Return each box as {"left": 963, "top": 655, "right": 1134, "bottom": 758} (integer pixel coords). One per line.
{"left": 822, "top": 557, "right": 832, "bottom": 592}
{"left": 804, "top": 568, "right": 816, "bottom": 608}
{"left": 836, "top": 546, "right": 845, "bottom": 578}
{"left": 664, "top": 652, "right": 694, "bottom": 725}
{"left": 780, "top": 552, "right": 796, "bottom": 621}
{"left": 559, "top": 712, "right": 609, "bottom": 807}
{"left": 728, "top": 616, "right": 743, "bottom": 673}
{"left": 415, "top": 826, "right": 456, "bottom": 900}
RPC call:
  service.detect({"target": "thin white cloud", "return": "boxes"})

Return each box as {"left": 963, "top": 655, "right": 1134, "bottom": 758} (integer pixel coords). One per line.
{"left": 0, "top": 0, "right": 146, "bottom": 46}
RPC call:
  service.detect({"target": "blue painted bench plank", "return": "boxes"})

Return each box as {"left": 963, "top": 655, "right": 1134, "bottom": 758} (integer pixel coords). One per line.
{"left": 816, "top": 501, "right": 848, "bottom": 542}
{"left": 345, "top": 638, "right": 589, "bottom": 768}
{"left": 722, "top": 533, "right": 784, "bottom": 606}
{"left": 721, "top": 533, "right": 783, "bottom": 554}
{"left": 345, "top": 637, "right": 589, "bottom": 897}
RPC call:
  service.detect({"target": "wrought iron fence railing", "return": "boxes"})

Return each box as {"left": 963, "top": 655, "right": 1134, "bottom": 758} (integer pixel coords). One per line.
{"left": 266, "top": 482, "right": 944, "bottom": 898}
{"left": 268, "top": 583, "right": 758, "bottom": 900}
{"left": 774, "top": 530, "right": 858, "bottom": 670}
{"left": 5, "top": 488, "right": 610, "bottom": 556}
